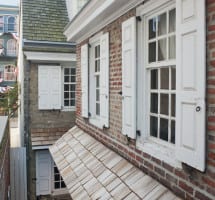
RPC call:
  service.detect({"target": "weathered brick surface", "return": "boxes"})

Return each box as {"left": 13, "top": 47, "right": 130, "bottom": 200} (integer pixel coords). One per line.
{"left": 74, "top": 1, "right": 215, "bottom": 200}
{"left": 0, "top": 122, "right": 10, "bottom": 200}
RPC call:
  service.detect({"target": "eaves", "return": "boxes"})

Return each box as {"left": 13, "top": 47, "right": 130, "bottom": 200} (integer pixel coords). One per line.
{"left": 64, "top": 0, "right": 144, "bottom": 43}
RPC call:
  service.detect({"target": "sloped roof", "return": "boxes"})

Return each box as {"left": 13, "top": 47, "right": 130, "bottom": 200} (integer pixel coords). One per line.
{"left": 50, "top": 126, "right": 181, "bottom": 200}
{"left": 22, "top": 0, "right": 69, "bottom": 42}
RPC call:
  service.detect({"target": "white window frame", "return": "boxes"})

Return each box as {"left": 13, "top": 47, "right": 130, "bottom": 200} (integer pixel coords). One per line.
{"left": 89, "top": 33, "right": 104, "bottom": 129}
{"left": 61, "top": 66, "right": 76, "bottom": 111}
{"left": 0, "top": 16, "right": 4, "bottom": 32}
{"left": 7, "top": 16, "right": 16, "bottom": 32}
{"left": 51, "top": 161, "right": 68, "bottom": 195}
{"left": 136, "top": 0, "right": 181, "bottom": 168}
{"left": 7, "top": 39, "right": 16, "bottom": 56}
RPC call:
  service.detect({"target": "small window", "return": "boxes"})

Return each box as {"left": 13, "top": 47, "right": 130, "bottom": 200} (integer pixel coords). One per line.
{"left": 4, "top": 65, "right": 16, "bottom": 81}
{"left": 7, "top": 39, "right": 17, "bottom": 56}
{"left": 8, "top": 16, "right": 16, "bottom": 32}
{"left": 53, "top": 163, "right": 66, "bottom": 190}
{"left": 63, "top": 67, "right": 76, "bottom": 109}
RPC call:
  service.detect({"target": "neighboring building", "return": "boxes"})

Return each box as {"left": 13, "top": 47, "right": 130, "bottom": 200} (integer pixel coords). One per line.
{"left": 0, "top": 116, "right": 10, "bottom": 200}
{"left": 18, "top": 0, "right": 78, "bottom": 199}
{"left": 49, "top": 0, "right": 214, "bottom": 200}
{"left": 0, "top": 4, "right": 18, "bottom": 87}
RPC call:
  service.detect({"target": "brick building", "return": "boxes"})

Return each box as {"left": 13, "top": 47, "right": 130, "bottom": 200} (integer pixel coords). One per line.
{"left": 0, "top": 117, "right": 10, "bottom": 200}
{"left": 18, "top": 0, "right": 77, "bottom": 199}
{"left": 49, "top": 0, "right": 215, "bottom": 199}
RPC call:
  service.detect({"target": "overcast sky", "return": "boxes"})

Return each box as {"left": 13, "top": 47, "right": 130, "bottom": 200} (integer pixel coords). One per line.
{"left": 0, "top": 0, "right": 19, "bottom": 6}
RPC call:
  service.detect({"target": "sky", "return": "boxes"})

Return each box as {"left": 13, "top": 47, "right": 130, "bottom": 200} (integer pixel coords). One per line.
{"left": 0, "top": 0, "right": 19, "bottom": 6}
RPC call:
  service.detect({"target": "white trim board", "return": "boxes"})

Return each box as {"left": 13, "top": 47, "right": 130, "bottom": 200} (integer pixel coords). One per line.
{"left": 64, "top": 0, "right": 144, "bottom": 43}
{"left": 24, "top": 51, "right": 76, "bottom": 62}
{"left": 32, "top": 145, "right": 50, "bottom": 150}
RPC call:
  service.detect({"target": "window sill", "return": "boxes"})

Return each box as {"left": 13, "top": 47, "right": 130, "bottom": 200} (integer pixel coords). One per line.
{"left": 136, "top": 140, "right": 182, "bottom": 169}
{"left": 52, "top": 189, "right": 69, "bottom": 196}
{"left": 61, "top": 107, "right": 76, "bottom": 112}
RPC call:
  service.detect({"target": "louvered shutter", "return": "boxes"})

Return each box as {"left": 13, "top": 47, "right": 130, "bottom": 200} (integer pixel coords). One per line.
{"left": 100, "top": 33, "right": 109, "bottom": 128}
{"left": 122, "top": 17, "right": 136, "bottom": 139}
{"left": 81, "top": 44, "right": 89, "bottom": 118}
{"left": 38, "top": 66, "right": 61, "bottom": 110}
{"left": 175, "top": 0, "right": 206, "bottom": 171}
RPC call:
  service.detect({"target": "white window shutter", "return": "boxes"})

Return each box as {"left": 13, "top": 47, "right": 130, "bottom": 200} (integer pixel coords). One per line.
{"left": 50, "top": 66, "right": 61, "bottom": 109}
{"left": 38, "top": 66, "right": 61, "bottom": 110}
{"left": 176, "top": 0, "right": 206, "bottom": 171}
{"left": 38, "top": 66, "right": 50, "bottom": 109}
{"left": 122, "top": 17, "right": 136, "bottom": 139}
{"left": 100, "top": 33, "right": 109, "bottom": 128}
{"left": 81, "top": 44, "right": 89, "bottom": 118}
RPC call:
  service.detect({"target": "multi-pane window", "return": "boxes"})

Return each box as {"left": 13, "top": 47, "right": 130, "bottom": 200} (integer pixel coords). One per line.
{"left": 147, "top": 8, "right": 176, "bottom": 144}
{"left": 0, "top": 16, "right": 3, "bottom": 32}
{"left": 63, "top": 67, "right": 76, "bottom": 108}
{"left": 4, "top": 65, "right": 16, "bottom": 81}
{"left": 7, "top": 39, "right": 16, "bottom": 56}
{"left": 53, "top": 163, "right": 66, "bottom": 190}
{"left": 94, "top": 45, "right": 100, "bottom": 116}
{"left": 8, "top": 16, "right": 15, "bottom": 32}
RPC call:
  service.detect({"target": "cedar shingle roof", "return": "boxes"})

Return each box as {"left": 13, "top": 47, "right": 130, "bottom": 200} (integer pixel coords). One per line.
{"left": 50, "top": 126, "right": 182, "bottom": 200}
{"left": 22, "top": 0, "right": 68, "bottom": 42}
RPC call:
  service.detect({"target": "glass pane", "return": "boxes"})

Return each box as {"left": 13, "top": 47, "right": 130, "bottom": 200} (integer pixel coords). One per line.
{"left": 97, "top": 45, "right": 100, "bottom": 57}
{"left": 96, "top": 76, "right": 100, "bottom": 87}
{"left": 95, "top": 46, "right": 98, "bottom": 58}
{"left": 71, "top": 92, "right": 75, "bottom": 98}
{"left": 64, "top": 92, "right": 69, "bottom": 98}
{"left": 70, "top": 84, "right": 76, "bottom": 91}
{"left": 171, "top": 67, "right": 176, "bottom": 90}
{"left": 71, "top": 76, "right": 76, "bottom": 82}
{"left": 70, "top": 100, "right": 75, "bottom": 106}
{"left": 150, "top": 116, "right": 158, "bottom": 137}
{"left": 169, "top": 9, "right": 176, "bottom": 33}
{"left": 149, "top": 17, "right": 156, "bottom": 39}
{"left": 64, "top": 76, "right": 69, "bottom": 82}
{"left": 96, "top": 103, "right": 100, "bottom": 115}
{"left": 97, "top": 60, "right": 100, "bottom": 72}
{"left": 169, "top": 36, "right": 176, "bottom": 59}
{"left": 64, "top": 84, "right": 69, "bottom": 91}
{"left": 160, "top": 94, "right": 169, "bottom": 115}
{"left": 150, "top": 93, "right": 158, "bottom": 113}
{"left": 160, "top": 118, "right": 168, "bottom": 141}
{"left": 171, "top": 94, "right": 176, "bottom": 117}
{"left": 171, "top": 120, "right": 175, "bottom": 144}
{"left": 61, "top": 181, "right": 66, "bottom": 188}
{"left": 64, "top": 68, "right": 70, "bottom": 75}
{"left": 149, "top": 42, "right": 156, "bottom": 63}
{"left": 55, "top": 182, "right": 60, "bottom": 189}
{"left": 158, "top": 13, "right": 167, "bottom": 36}
{"left": 151, "top": 69, "right": 158, "bottom": 89}
{"left": 54, "top": 167, "right": 58, "bottom": 173}
{"left": 158, "top": 39, "right": 166, "bottom": 61}
{"left": 64, "top": 100, "right": 69, "bottom": 106}
{"left": 71, "top": 68, "right": 76, "bottom": 75}
{"left": 96, "top": 89, "right": 100, "bottom": 101}
{"left": 160, "top": 68, "right": 169, "bottom": 89}
{"left": 55, "top": 174, "right": 60, "bottom": 181}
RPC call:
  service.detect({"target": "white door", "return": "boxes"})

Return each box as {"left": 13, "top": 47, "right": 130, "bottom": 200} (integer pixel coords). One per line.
{"left": 36, "top": 150, "right": 52, "bottom": 196}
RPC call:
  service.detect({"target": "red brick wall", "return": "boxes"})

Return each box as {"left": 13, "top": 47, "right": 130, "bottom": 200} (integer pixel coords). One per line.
{"left": 75, "top": 1, "right": 215, "bottom": 200}
{"left": 0, "top": 122, "right": 10, "bottom": 200}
